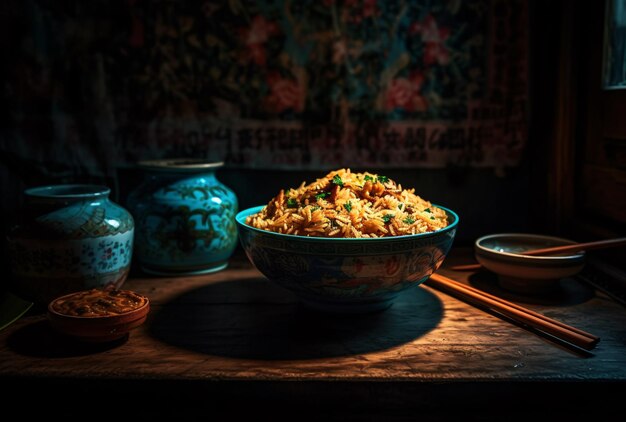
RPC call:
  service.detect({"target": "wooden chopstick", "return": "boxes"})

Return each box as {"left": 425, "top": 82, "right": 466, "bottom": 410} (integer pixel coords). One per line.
{"left": 431, "top": 273, "right": 599, "bottom": 342}
{"left": 521, "top": 237, "right": 626, "bottom": 256}
{"left": 425, "top": 273, "right": 600, "bottom": 350}
{"left": 451, "top": 237, "right": 626, "bottom": 271}
{"left": 449, "top": 263, "right": 483, "bottom": 271}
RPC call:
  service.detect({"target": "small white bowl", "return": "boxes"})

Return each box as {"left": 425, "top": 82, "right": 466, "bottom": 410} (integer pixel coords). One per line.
{"left": 474, "top": 233, "right": 585, "bottom": 294}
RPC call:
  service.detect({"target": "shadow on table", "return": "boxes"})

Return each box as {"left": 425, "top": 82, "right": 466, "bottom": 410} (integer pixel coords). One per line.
{"left": 150, "top": 277, "right": 443, "bottom": 360}
{"left": 467, "top": 271, "right": 595, "bottom": 306}
{"left": 7, "top": 320, "right": 127, "bottom": 358}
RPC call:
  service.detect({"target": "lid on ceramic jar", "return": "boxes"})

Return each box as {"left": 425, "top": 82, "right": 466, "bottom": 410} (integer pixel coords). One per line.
{"left": 25, "top": 185, "right": 111, "bottom": 200}
{"left": 137, "top": 159, "right": 224, "bottom": 173}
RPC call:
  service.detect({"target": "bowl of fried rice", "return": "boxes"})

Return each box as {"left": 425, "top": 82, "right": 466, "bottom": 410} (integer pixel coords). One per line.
{"left": 236, "top": 169, "right": 459, "bottom": 312}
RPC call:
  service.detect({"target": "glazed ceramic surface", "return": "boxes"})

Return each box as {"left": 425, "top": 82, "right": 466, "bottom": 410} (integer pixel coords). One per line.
{"left": 7, "top": 185, "right": 134, "bottom": 304}
{"left": 236, "top": 205, "right": 459, "bottom": 312}
{"left": 127, "top": 159, "right": 238, "bottom": 275}
{"left": 475, "top": 233, "right": 585, "bottom": 294}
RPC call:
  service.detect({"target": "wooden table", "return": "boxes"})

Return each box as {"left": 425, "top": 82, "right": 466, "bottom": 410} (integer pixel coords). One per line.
{"left": 1, "top": 249, "right": 625, "bottom": 419}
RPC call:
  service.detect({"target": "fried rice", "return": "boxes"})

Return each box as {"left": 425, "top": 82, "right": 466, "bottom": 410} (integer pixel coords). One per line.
{"left": 245, "top": 169, "right": 449, "bottom": 238}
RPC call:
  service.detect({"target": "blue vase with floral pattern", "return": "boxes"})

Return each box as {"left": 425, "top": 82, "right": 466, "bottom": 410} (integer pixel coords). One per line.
{"left": 127, "top": 159, "right": 238, "bottom": 275}
{"left": 6, "top": 185, "right": 134, "bottom": 305}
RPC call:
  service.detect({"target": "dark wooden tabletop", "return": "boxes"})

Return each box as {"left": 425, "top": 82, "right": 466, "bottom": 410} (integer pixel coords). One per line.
{"left": 2, "top": 248, "right": 625, "bottom": 419}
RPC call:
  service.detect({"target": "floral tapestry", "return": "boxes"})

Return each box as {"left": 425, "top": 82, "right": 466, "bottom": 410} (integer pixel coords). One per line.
{"left": 1, "top": 0, "right": 527, "bottom": 174}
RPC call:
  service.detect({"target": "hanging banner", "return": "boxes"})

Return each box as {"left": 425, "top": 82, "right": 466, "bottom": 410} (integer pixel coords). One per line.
{"left": 1, "top": 0, "right": 527, "bottom": 173}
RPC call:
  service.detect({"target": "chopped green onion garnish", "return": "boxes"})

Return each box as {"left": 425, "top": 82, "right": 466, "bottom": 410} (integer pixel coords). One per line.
{"left": 377, "top": 175, "right": 389, "bottom": 183}
{"left": 424, "top": 208, "right": 431, "bottom": 213}
{"left": 344, "top": 201, "right": 352, "bottom": 212}
{"left": 403, "top": 217, "right": 415, "bottom": 224}
{"left": 364, "top": 175, "right": 374, "bottom": 182}
{"left": 287, "top": 198, "right": 298, "bottom": 208}
{"left": 332, "top": 175, "right": 343, "bottom": 187}
{"left": 382, "top": 214, "right": 394, "bottom": 224}
{"left": 315, "top": 192, "right": 330, "bottom": 200}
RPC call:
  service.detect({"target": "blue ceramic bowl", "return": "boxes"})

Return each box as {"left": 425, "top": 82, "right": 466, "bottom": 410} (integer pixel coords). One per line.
{"left": 236, "top": 205, "right": 459, "bottom": 312}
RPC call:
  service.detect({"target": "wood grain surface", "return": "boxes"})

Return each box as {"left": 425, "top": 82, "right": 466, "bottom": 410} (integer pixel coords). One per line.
{"left": 1, "top": 249, "right": 625, "bottom": 418}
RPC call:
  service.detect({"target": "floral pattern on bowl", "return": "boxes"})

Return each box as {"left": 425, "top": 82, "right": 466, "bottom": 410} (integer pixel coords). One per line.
{"left": 237, "top": 205, "right": 458, "bottom": 313}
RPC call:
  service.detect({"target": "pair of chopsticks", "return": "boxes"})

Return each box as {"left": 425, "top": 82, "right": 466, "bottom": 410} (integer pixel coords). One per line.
{"left": 425, "top": 273, "right": 600, "bottom": 351}
{"left": 452, "top": 237, "right": 626, "bottom": 271}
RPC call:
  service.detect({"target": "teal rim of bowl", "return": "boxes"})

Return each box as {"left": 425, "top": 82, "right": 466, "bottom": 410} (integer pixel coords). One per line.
{"left": 475, "top": 233, "right": 585, "bottom": 261}
{"left": 236, "top": 204, "right": 459, "bottom": 242}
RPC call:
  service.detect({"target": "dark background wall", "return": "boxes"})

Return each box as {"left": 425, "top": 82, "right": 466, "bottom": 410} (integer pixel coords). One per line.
{"left": 0, "top": 0, "right": 545, "bottom": 253}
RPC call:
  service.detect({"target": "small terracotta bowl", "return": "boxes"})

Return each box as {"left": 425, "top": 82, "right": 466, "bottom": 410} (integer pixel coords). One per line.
{"left": 47, "top": 290, "right": 150, "bottom": 342}
{"left": 475, "top": 233, "right": 585, "bottom": 294}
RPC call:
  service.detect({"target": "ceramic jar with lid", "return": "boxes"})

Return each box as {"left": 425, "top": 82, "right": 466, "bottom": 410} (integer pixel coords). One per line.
{"left": 126, "top": 159, "right": 238, "bottom": 275}
{"left": 6, "top": 184, "right": 134, "bottom": 305}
